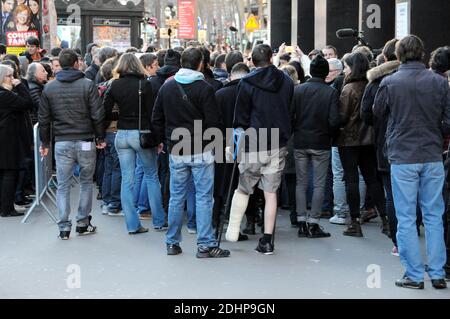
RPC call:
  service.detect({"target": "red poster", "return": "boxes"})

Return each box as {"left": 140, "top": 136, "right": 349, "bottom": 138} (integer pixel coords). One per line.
{"left": 178, "top": 0, "right": 195, "bottom": 39}
{"left": 6, "top": 30, "right": 39, "bottom": 46}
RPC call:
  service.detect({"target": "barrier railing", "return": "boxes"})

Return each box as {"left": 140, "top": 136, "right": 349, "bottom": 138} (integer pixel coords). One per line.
{"left": 21, "top": 123, "right": 58, "bottom": 223}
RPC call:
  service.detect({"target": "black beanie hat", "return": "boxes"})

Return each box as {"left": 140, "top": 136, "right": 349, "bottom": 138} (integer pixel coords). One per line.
{"left": 164, "top": 49, "right": 181, "bottom": 67}
{"left": 310, "top": 54, "right": 330, "bottom": 79}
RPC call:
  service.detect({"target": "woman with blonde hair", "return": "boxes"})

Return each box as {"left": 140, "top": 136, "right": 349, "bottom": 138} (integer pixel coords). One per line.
{"left": 103, "top": 53, "right": 165, "bottom": 234}
{"left": 7, "top": 4, "right": 36, "bottom": 32}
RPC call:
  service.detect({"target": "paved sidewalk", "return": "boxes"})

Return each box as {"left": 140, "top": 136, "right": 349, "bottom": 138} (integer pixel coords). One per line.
{"left": 0, "top": 190, "right": 448, "bottom": 299}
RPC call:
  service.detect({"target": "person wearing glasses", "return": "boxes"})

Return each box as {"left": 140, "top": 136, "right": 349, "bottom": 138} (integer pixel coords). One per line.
{"left": 0, "top": 64, "right": 33, "bottom": 217}
{"left": 7, "top": 4, "right": 37, "bottom": 32}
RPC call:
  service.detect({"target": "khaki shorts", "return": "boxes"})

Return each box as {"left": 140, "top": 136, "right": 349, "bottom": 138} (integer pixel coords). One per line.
{"left": 238, "top": 147, "right": 288, "bottom": 194}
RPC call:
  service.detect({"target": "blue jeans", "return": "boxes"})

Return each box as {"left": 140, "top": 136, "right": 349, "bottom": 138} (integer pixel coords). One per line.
{"left": 55, "top": 141, "right": 96, "bottom": 231}
{"left": 166, "top": 151, "right": 216, "bottom": 248}
{"left": 115, "top": 130, "right": 165, "bottom": 231}
{"left": 331, "top": 147, "right": 366, "bottom": 217}
{"left": 133, "top": 154, "right": 150, "bottom": 213}
{"left": 102, "top": 132, "right": 121, "bottom": 211}
{"left": 391, "top": 162, "right": 446, "bottom": 282}
{"left": 186, "top": 176, "right": 196, "bottom": 229}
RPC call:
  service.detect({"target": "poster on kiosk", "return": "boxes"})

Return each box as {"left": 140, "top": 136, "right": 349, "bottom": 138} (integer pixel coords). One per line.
{"left": 1, "top": 0, "right": 41, "bottom": 55}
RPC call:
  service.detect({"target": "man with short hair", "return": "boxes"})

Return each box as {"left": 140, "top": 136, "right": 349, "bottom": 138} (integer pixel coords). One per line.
{"left": 213, "top": 53, "right": 228, "bottom": 84}
{"left": 20, "top": 36, "right": 45, "bottom": 63}
{"left": 292, "top": 55, "right": 340, "bottom": 239}
{"left": 50, "top": 57, "right": 62, "bottom": 74}
{"left": 213, "top": 62, "right": 250, "bottom": 232}
{"left": 225, "top": 44, "right": 294, "bottom": 255}
{"left": 374, "top": 35, "right": 450, "bottom": 290}
{"left": 39, "top": 49, "right": 106, "bottom": 240}
{"left": 152, "top": 47, "right": 230, "bottom": 258}
{"left": 323, "top": 45, "right": 338, "bottom": 59}
{"left": 140, "top": 53, "right": 159, "bottom": 78}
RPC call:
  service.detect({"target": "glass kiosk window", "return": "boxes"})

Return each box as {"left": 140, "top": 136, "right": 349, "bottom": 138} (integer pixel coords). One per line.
{"left": 92, "top": 18, "right": 131, "bottom": 52}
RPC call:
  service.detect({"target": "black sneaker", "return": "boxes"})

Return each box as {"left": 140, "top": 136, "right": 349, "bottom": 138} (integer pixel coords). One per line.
{"left": 14, "top": 200, "right": 31, "bottom": 208}
{"left": 255, "top": 238, "right": 274, "bottom": 255}
{"left": 167, "top": 244, "right": 182, "bottom": 255}
{"left": 381, "top": 217, "right": 391, "bottom": 237}
{"left": 238, "top": 233, "right": 249, "bottom": 241}
{"left": 431, "top": 279, "right": 447, "bottom": 289}
{"left": 395, "top": 276, "right": 424, "bottom": 289}
{"left": 76, "top": 216, "right": 97, "bottom": 235}
{"left": 196, "top": 246, "right": 230, "bottom": 258}
{"left": 307, "top": 223, "right": 331, "bottom": 238}
{"left": 297, "top": 222, "right": 308, "bottom": 238}
{"left": 290, "top": 213, "right": 299, "bottom": 227}
{"left": 154, "top": 223, "right": 168, "bottom": 231}
{"left": 59, "top": 231, "right": 70, "bottom": 240}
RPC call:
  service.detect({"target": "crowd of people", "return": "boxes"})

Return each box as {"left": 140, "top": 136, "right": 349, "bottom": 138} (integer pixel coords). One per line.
{"left": 1, "top": 34, "right": 449, "bottom": 289}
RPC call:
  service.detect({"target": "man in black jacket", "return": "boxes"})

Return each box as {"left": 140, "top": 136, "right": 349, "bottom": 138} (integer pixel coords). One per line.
{"left": 149, "top": 49, "right": 181, "bottom": 96}
{"left": 152, "top": 47, "right": 230, "bottom": 258}
{"left": 225, "top": 44, "right": 294, "bottom": 255}
{"left": 39, "top": 49, "right": 106, "bottom": 240}
{"left": 150, "top": 48, "right": 182, "bottom": 214}
{"left": 292, "top": 55, "right": 340, "bottom": 239}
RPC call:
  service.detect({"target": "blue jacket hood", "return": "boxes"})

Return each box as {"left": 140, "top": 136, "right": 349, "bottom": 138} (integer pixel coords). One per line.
{"left": 213, "top": 68, "right": 229, "bottom": 80}
{"left": 174, "top": 68, "right": 205, "bottom": 84}
{"left": 56, "top": 68, "right": 85, "bottom": 82}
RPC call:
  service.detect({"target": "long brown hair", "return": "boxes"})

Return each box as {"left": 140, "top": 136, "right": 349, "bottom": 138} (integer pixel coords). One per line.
{"left": 113, "top": 53, "right": 147, "bottom": 79}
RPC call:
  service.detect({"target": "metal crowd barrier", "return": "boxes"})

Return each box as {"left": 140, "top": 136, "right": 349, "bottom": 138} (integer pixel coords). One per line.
{"left": 21, "top": 123, "right": 58, "bottom": 223}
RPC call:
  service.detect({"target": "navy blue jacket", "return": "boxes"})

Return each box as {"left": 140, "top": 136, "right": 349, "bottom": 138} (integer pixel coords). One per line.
{"left": 233, "top": 65, "right": 294, "bottom": 151}
{"left": 374, "top": 62, "right": 450, "bottom": 165}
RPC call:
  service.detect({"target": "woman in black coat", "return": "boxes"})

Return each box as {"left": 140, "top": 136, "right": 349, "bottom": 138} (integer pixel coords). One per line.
{"left": 0, "top": 64, "right": 33, "bottom": 217}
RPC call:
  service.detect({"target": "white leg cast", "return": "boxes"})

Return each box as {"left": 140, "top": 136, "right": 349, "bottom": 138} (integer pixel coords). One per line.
{"left": 225, "top": 190, "right": 250, "bottom": 242}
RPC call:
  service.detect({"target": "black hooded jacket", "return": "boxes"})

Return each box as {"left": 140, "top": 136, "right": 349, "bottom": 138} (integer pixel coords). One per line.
{"left": 149, "top": 65, "right": 180, "bottom": 95}
{"left": 233, "top": 65, "right": 294, "bottom": 151}
{"left": 39, "top": 68, "right": 105, "bottom": 146}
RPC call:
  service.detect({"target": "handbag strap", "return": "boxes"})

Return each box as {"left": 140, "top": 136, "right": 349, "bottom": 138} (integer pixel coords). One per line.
{"left": 138, "top": 79, "right": 142, "bottom": 133}
{"left": 175, "top": 81, "right": 203, "bottom": 119}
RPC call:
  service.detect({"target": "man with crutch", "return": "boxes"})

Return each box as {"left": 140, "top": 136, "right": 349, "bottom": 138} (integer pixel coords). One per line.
{"left": 224, "top": 44, "right": 294, "bottom": 255}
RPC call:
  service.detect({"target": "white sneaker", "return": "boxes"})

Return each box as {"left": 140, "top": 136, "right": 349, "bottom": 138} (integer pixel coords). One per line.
{"left": 187, "top": 228, "right": 197, "bottom": 234}
{"left": 329, "top": 215, "right": 350, "bottom": 225}
{"left": 14, "top": 204, "right": 27, "bottom": 212}
{"left": 391, "top": 246, "right": 400, "bottom": 257}
{"left": 101, "top": 204, "right": 109, "bottom": 215}
{"left": 108, "top": 211, "right": 124, "bottom": 217}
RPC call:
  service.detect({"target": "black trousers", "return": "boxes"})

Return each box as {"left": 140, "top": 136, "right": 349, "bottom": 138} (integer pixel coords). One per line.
{"left": 338, "top": 145, "right": 386, "bottom": 219}
{"left": 0, "top": 169, "right": 19, "bottom": 214}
